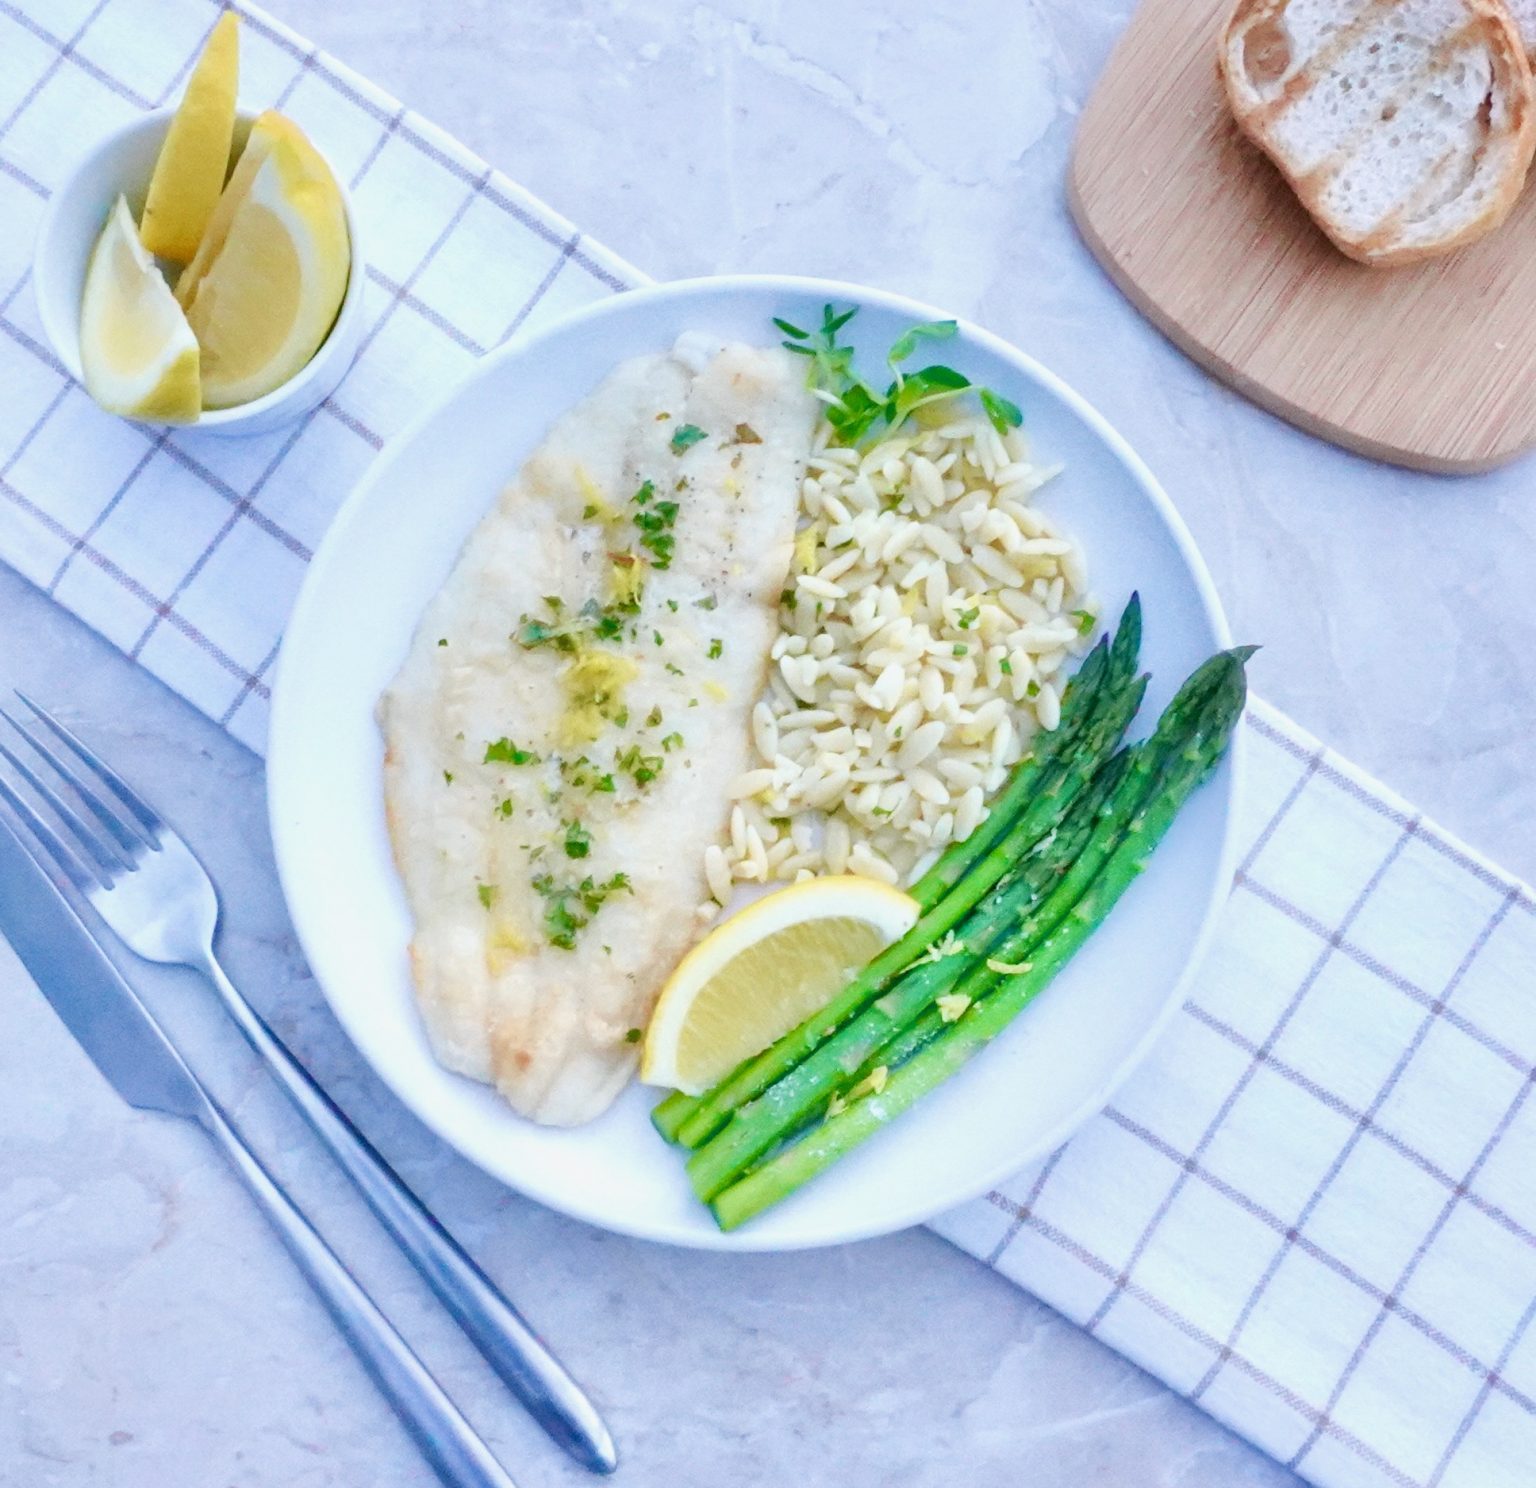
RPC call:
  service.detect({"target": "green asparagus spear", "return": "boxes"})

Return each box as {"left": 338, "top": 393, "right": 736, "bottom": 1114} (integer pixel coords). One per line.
{"left": 684, "top": 750, "right": 1132, "bottom": 1201}
{"left": 668, "top": 609, "right": 1147, "bottom": 1151}
{"left": 709, "top": 648, "right": 1251, "bottom": 1230}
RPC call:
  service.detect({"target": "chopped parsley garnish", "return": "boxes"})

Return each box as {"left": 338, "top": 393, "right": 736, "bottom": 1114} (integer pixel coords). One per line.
{"left": 484, "top": 737, "right": 539, "bottom": 766}
{"left": 733, "top": 423, "right": 762, "bottom": 445}
{"left": 624, "top": 1027, "right": 643, "bottom": 1043}
{"left": 436, "top": 637, "right": 448, "bottom": 647}
{"left": 776, "top": 304, "right": 1026, "bottom": 443}
{"left": 632, "top": 485, "right": 680, "bottom": 570}
{"left": 531, "top": 870, "right": 633, "bottom": 949}
{"left": 669, "top": 423, "right": 707, "bottom": 454}
{"left": 707, "top": 637, "right": 723, "bottom": 659}
{"left": 666, "top": 598, "right": 679, "bottom": 612}
{"left": 616, "top": 743, "right": 663, "bottom": 787}
{"left": 497, "top": 796, "right": 515, "bottom": 818}
{"left": 1027, "top": 680, "right": 1041, "bottom": 698}
{"left": 443, "top": 770, "right": 454, "bottom": 785}
{"left": 515, "top": 617, "right": 566, "bottom": 650}
{"left": 476, "top": 883, "right": 498, "bottom": 909}
{"left": 694, "top": 594, "right": 718, "bottom": 611}
{"left": 516, "top": 595, "right": 630, "bottom": 652}
{"left": 957, "top": 607, "right": 979, "bottom": 630}
{"left": 542, "top": 595, "right": 564, "bottom": 615}
{"left": 666, "top": 662, "right": 684, "bottom": 677}
{"left": 780, "top": 588, "right": 798, "bottom": 611}
{"left": 653, "top": 629, "right": 664, "bottom": 646}
{"left": 1073, "top": 609, "right": 1096, "bottom": 636}
{"left": 646, "top": 705, "right": 664, "bottom": 727}
{"left": 999, "top": 658, "right": 1013, "bottom": 675}
{"left": 952, "top": 644, "right": 968, "bottom": 657}
{"left": 661, "top": 731, "right": 684, "bottom": 753}
{"left": 562, "top": 819, "right": 592, "bottom": 859}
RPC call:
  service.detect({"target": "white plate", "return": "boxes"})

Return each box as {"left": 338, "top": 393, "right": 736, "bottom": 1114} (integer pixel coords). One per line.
{"left": 269, "top": 276, "right": 1241, "bottom": 1251}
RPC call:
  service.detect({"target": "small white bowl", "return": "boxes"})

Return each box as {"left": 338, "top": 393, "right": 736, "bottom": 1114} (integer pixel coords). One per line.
{"left": 34, "top": 108, "right": 366, "bottom": 438}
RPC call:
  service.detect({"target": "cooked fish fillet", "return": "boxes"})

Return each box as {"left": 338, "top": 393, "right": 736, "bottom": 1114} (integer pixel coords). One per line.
{"left": 380, "top": 341, "right": 816, "bottom": 1126}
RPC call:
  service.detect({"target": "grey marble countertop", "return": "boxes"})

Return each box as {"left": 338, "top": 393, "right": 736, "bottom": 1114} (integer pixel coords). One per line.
{"left": 5, "top": 1, "right": 1532, "bottom": 1484}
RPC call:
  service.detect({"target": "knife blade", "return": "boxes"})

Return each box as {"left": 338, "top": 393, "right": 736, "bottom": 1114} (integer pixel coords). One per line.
{"left": 0, "top": 812, "right": 523, "bottom": 1488}
{"left": 0, "top": 815, "right": 209, "bottom": 1124}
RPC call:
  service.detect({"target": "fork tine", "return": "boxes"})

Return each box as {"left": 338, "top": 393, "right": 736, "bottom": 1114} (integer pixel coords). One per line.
{"left": 0, "top": 734, "right": 128, "bottom": 879}
{"left": 15, "top": 693, "right": 162, "bottom": 839}
{"left": 0, "top": 769, "right": 102, "bottom": 893}
{"left": 0, "top": 707, "right": 144, "bottom": 855}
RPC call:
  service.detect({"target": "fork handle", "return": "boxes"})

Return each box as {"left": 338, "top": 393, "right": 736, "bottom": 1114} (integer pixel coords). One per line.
{"left": 198, "top": 1094, "right": 518, "bottom": 1488}
{"left": 198, "top": 954, "right": 616, "bottom": 1475}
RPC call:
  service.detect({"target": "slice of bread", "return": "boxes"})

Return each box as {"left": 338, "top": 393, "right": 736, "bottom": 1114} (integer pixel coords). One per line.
{"left": 1220, "top": 0, "right": 1536, "bottom": 265}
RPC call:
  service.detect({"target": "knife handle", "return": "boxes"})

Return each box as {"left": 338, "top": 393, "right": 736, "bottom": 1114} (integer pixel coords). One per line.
{"left": 196, "top": 954, "right": 616, "bottom": 1475}
{"left": 199, "top": 1094, "right": 518, "bottom": 1488}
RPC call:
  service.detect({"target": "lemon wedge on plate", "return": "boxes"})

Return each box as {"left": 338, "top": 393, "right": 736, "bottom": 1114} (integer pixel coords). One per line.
{"left": 80, "top": 195, "right": 201, "bottom": 422}
{"left": 139, "top": 11, "right": 240, "bottom": 264}
{"left": 180, "top": 118, "right": 350, "bottom": 409}
{"left": 641, "top": 876, "right": 919, "bottom": 1095}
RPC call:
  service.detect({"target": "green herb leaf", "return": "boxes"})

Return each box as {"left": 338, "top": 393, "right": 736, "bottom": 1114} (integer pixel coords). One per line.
{"left": 773, "top": 316, "right": 809, "bottom": 340}
{"left": 670, "top": 424, "right": 707, "bottom": 455}
{"left": 562, "top": 819, "right": 592, "bottom": 859}
{"left": 887, "top": 319, "right": 958, "bottom": 366}
{"left": 979, "top": 387, "right": 1024, "bottom": 435}
{"left": 476, "top": 883, "right": 498, "bottom": 909}
{"left": 707, "top": 637, "right": 723, "bottom": 660}
{"left": 484, "top": 737, "right": 539, "bottom": 766}
{"left": 888, "top": 364, "right": 972, "bottom": 425}
{"left": 624, "top": 1027, "right": 643, "bottom": 1043}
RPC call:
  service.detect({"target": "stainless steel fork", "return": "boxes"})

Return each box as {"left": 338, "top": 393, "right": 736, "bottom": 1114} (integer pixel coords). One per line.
{"left": 0, "top": 695, "right": 617, "bottom": 1476}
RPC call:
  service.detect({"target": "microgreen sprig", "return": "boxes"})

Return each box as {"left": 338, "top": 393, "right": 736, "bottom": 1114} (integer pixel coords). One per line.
{"left": 776, "top": 304, "right": 1024, "bottom": 444}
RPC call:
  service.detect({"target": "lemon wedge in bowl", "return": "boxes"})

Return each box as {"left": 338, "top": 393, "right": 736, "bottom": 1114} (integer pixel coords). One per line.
{"left": 642, "top": 876, "right": 919, "bottom": 1096}
{"left": 139, "top": 11, "right": 240, "bottom": 264}
{"left": 174, "top": 109, "right": 290, "bottom": 312}
{"left": 79, "top": 195, "right": 200, "bottom": 422}
{"left": 180, "top": 120, "right": 350, "bottom": 410}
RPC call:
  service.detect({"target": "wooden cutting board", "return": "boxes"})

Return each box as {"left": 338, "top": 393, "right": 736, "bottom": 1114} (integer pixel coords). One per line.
{"left": 1069, "top": 0, "right": 1536, "bottom": 473}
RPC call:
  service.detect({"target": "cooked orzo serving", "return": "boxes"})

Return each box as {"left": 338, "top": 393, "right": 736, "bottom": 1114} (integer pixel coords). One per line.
{"left": 704, "top": 395, "right": 1092, "bottom": 908}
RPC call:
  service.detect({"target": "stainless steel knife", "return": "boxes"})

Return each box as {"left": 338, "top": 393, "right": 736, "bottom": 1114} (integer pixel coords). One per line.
{"left": 0, "top": 817, "right": 519, "bottom": 1488}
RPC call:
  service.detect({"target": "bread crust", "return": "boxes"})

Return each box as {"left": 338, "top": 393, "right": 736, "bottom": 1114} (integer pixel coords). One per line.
{"left": 1219, "top": 0, "right": 1536, "bottom": 266}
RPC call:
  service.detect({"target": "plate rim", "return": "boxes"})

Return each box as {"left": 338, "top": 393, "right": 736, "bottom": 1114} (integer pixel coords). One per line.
{"left": 268, "top": 272, "right": 1242, "bottom": 1250}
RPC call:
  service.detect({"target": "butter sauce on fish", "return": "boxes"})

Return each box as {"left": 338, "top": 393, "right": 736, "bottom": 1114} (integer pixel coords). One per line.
{"left": 381, "top": 340, "right": 817, "bottom": 1126}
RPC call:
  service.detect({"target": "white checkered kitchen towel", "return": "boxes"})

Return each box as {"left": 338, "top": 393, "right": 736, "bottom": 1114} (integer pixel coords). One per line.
{"left": 1, "top": 5, "right": 1533, "bottom": 1487}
